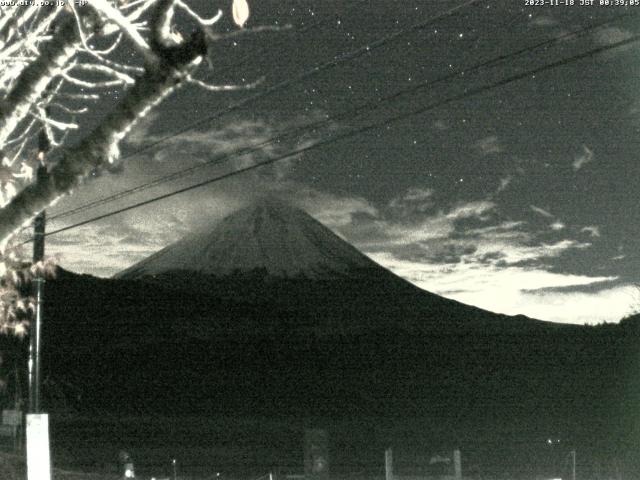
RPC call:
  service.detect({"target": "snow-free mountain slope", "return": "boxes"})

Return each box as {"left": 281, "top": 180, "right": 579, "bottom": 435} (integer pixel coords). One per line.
{"left": 117, "top": 199, "right": 379, "bottom": 279}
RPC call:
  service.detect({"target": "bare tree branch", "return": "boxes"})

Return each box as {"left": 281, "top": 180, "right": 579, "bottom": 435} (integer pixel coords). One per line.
{"left": 87, "top": 0, "right": 155, "bottom": 64}
{"left": 175, "top": 1, "right": 223, "bottom": 26}
{"left": 187, "top": 74, "right": 264, "bottom": 91}
{"left": 0, "top": 0, "right": 263, "bottom": 332}
{"left": 0, "top": 13, "right": 83, "bottom": 149}
{"left": 0, "top": 12, "right": 209, "bottom": 245}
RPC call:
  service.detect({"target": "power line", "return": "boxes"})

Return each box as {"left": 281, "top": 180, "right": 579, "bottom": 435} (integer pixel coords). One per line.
{"left": 33, "top": 32, "right": 640, "bottom": 242}
{"left": 48, "top": 10, "right": 635, "bottom": 223}
{"left": 114, "top": 0, "right": 481, "bottom": 163}
{"left": 47, "top": 0, "right": 482, "bottom": 222}
{"left": 8, "top": 0, "right": 485, "bottom": 248}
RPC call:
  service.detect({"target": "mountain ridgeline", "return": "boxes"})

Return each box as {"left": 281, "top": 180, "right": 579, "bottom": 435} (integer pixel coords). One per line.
{"left": 7, "top": 200, "right": 638, "bottom": 475}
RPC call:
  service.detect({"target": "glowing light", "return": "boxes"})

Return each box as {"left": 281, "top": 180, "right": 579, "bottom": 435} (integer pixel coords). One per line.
{"left": 232, "top": 0, "right": 250, "bottom": 28}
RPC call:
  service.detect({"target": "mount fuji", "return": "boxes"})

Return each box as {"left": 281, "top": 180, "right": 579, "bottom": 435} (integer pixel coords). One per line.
{"left": 111, "top": 198, "right": 553, "bottom": 335}
{"left": 116, "top": 199, "right": 381, "bottom": 280}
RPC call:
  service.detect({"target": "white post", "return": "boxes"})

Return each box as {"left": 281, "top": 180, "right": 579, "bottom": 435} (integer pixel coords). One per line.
{"left": 26, "top": 413, "right": 51, "bottom": 480}
{"left": 453, "top": 449, "right": 462, "bottom": 480}
{"left": 385, "top": 448, "right": 393, "bottom": 480}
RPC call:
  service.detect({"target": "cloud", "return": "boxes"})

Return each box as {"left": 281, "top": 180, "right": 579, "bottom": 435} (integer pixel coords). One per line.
{"left": 432, "top": 120, "right": 448, "bottom": 131}
{"left": 516, "top": 284, "right": 637, "bottom": 324}
{"left": 592, "top": 27, "right": 636, "bottom": 59}
{"left": 470, "top": 237, "right": 590, "bottom": 267}
{"left": 367, "top": 251, "right": 629, "bottom": 324}
{"left": 46, "top": 159, "right": 626, "bottom": 325}
{"left": 46, "top": 112, "right": 332, "bottom": 277}
{"left": 357, "top": 198, "right": 496, "bottom": 248}
{"left": 401, "top": 187, "right": 434, "bottom": 202}
{"left": 335, "top": 193, "right": 586, "bottom": 273}
{"left": 46, "top": 191, "right": 245, "bottom": 277}
{"left": 496, "top": 175, "right": 512, "bottom": 194}
{"left": 529, "top": 16, "right": 558, "bottom": 27}
{"left": 307, "top": 188, "right": 616, "bottom": 323}
{"left": 289, "top": 188, "right": 378, "bottom": 227}
{"left": 581, "top": 225, "right": 601, "bottom": 237}
{"left": 593, "top": 26, "right": 634, "bottom": 47}
{"left": 530, "top": 205, "right": 554, "bottom": 218}
{"left": 446, "top": 200, "right": 495, "bottom": 220}
{"left": 529, "top": 206, "right": 567, "bottom": 232}
{"left": 474, "top": 135, "right": 504, "bottom": 156}
{"left": 319, "top": 191, "right": 586, "bottom": 271}
{"left": 572, "top": 145, "right": 594, "bottom": 171}
{"left": 388, "top": 187, "right": 435, "bottom": 217}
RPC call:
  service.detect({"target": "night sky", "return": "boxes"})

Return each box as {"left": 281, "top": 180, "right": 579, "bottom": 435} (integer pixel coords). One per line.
{"left": 36, "top": 1, "right": 640, "bottom": 324}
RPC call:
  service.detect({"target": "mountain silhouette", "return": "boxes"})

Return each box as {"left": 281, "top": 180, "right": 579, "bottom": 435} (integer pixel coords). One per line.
{"left": 2, "top": 200, "right": 635, "bottom": 477}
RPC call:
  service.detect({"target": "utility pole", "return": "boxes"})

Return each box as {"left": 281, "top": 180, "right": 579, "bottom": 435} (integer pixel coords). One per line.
{"left": 28, "top": 131, "right": 48, "bottom": 414}
{"left": 571, "top": 450, "right": 576, "bottom": 480}
{"left": 28, "top": 207, "right": 45, "bottom": 412}
{"left": 25, "top": 130, "right": 51, "bottom": 480}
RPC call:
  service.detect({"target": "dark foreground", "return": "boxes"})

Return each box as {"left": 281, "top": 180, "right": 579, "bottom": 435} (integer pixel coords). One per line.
{"left": 40, "top": 414, "right": 639, "bottom": 480}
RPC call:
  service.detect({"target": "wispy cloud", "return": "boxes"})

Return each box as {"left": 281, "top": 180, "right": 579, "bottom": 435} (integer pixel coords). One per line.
{"left": 529, "top": 206, "right": 568, "bottom": 232}
{"left": 529, "top": 16, "right": 558, "bottom": 27}
{"left": 290, "top": 187, "right": 378, "bottom": 227}
{"left": 581, "top": 225, "right": 601, "bottom": 237}
{"left": 45, "top": 147, "right": 632, "bottom": 324}
{"left": 530, "top": 205, "right": 554, "bottom": 218}
{"left": 475, "top": 135, "right": 504, "bottom": 156}
{"left": 446, "top": 200, "right": 495, "bottom": 220}
{"left": 432, "top": 120, "right": 448, "bottom": 131}
{"left": 46, "top": 113, "right": 330, "bottom": 277}
{"left": 388, "top": 187, "right": 435, "bottom": 217}
{"left": 592, "top": 26, "right": 636, "bottom": 59}
{"left": 593, "top": 26, "right": 634, "bottom": 47}
{"left": 496, "top": 175, "right": 513, "bottom": 194}
{"left": 310, "top": 189, "right": 627, "bottom": 324}
{"left": 572, "top": 145, "right": 594, "bottom": 171}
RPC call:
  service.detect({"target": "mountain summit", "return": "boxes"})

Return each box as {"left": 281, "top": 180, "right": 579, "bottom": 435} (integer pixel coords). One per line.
{"left": 116, "top": 199, "right": 379, "bottom": 279}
